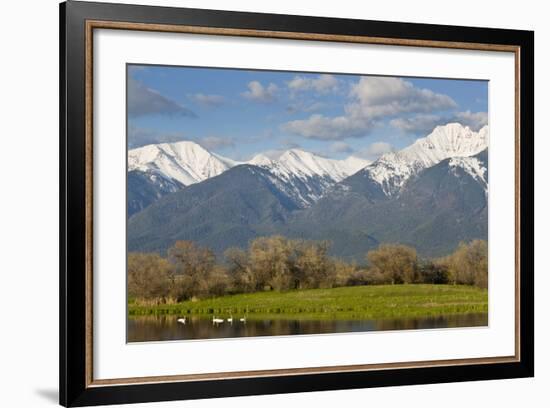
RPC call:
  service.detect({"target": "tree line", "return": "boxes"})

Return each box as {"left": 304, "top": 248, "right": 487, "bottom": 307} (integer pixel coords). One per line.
{"left": 128, "top": 236, "right": 488, "bottom": 304}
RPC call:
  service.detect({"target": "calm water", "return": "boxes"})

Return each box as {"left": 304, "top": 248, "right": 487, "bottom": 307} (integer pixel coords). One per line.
{"left": 127, "top": 313, "right": 488, "bottom": 342}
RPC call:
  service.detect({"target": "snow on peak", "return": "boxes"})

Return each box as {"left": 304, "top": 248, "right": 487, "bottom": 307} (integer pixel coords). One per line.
{"left": 245, "top": 149, "right": 371, "bottom": 207}
{"left": 128, "top": 122, "right": 487, "bottom": 205}
{"left": 401, "top": 123, "right": 488, "bottom": 167}
{"left": 365, "top": 123, "right": 489, "bottom": 195}
{"left": 449, "top": 156, "right": 488, "bottom": 193}
{"left": 248, "top": 148, "right": 367, "bottom": 183}
{"left": 342, "top": 156, "right": 372, "bottom": 175}
{"left": 128, "top": 141, "right": 233, "bottom": 186}
{"left": 248, "top": 153, "right": 276, "bottom": 167}
{"left": 278, "top": 149, "right": 349, "bottom": 181}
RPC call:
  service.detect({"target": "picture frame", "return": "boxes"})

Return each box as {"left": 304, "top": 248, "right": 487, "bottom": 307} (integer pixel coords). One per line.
{"left": 59, "top": 0, "right": 534, "bottom": 406}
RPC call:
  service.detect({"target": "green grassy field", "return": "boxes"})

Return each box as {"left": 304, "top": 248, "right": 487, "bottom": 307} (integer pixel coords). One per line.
{"left": 128, "top": 284, "right": 488, "bottom": 320}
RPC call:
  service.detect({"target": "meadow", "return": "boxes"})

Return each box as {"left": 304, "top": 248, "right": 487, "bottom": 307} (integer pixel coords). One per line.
{"left": 128, "top": 284, "right": 488, "bottom": 320}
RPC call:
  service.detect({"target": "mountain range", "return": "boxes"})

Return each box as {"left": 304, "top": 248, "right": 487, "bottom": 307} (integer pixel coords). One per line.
{"left": 128, "top": 141, "right": 234, "bottom": 215}
{"left": 127, "top": 123, "right": 489, "bottom": 260}
{"left": 128, "top": 141, "right": 370, "bottom": 214}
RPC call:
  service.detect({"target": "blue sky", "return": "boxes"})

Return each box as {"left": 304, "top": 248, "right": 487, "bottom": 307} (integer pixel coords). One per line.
{"left": 127, "top": 64, "right": 488, "bottom": 161}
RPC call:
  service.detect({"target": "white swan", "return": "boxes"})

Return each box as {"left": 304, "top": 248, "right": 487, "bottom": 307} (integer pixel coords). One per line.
{"left": 212, "top": 316, "right": 224, "bottom": 324}
{"left": 177, "top": 317, "right": 186, "bottom": 324}
{"left": 227, "top": 316, "right": 233, "bottom": 324}
{"left": 239, "top": 317, "right": 246, "bottom": 323}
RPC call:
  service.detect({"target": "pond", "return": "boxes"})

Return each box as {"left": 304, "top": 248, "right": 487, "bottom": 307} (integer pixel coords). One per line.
{"left": 127, "top": 313, "right": 488, "bottom": 342}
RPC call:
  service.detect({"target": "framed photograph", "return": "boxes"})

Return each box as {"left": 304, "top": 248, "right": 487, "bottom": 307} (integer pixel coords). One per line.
{"left": 60, "top": 1, "right": 534, "bottom": 406}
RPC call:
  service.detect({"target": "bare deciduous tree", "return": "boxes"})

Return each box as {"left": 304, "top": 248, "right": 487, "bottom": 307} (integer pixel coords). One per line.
{"left": 168, "top": 240, "right": 221, "bottom": 299}
{"left": 442, "top": 240, "right": 488, "bottom": 288}
{"left": 366, "top": 244, "right": 417, "bottom": 284}
{"left": 128, "top": 252, "right": 174, "bottom": 303}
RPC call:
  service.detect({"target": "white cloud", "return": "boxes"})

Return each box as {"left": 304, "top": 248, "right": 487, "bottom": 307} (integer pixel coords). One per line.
{"left": 356, "top": 142, "right": 395, "bottom": 160}
{"left": 242, "top": 81, "right": 278, "bottom": 103}
{"left": 347, "top": 77, "right": 457, "bottom": 119}
{"left": 390, "top": 111, "right": 488, "bottom": 134}
{"left": 453, "top": 110, "right": 488, "bottom": 131}
{"left": 390, "top": 114, "right": 443, "bottom": 135}
{"left": 287, "top": 74, "right": 340, "bottom": 94}
{"left": 282, "top": 113, "right": 372, "bottom": 140}
{"left": 190, "top": 93, "right": 225, "bottom": 107}
{"left": 282, "top": 76, "right": 458, "bottom": 141}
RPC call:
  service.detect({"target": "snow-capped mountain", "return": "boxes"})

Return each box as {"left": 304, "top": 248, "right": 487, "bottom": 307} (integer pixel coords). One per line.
{"left": 128, "top": 141, "right": 233, "bottom": 186}
{"left": 127, "top": 123, "right": 486, "bottom": 215}
{"left": 129, "top": 142, "right": 369, "bottom": 189}
{"left": 449, "top": 152, "right": 488, "bottom": 194}
{"left": 128, "top": 141, "right": 371, "bottom": 212}
{"left": 127, "top": 170, "right": 185, "bottom": 216}
{"left": 128, "top": 125, "right": 490, "bottom": 258}
{"left": 360, "top": 123, "right": 488, "bottom": 196}
{"left": 341, "top": 156, "right": 373, "bottom": 174}
{"left": 249, "top": 149, "right": 368, "bottom": 182}
{"left": 127, "top": 141, "right": 238, "bottom": 216}
{"left": 248, "top": 149, "right": 370, "bottom": 206}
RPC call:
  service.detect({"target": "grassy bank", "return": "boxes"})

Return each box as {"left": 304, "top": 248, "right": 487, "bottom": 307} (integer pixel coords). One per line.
{"left": 128, "top": 284, "right": 488, "bottom": 320}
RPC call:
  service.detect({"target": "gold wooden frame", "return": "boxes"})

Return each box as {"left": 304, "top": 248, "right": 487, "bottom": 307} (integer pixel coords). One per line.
{"left": 84, "top": 20, "right": 521, "bottom": 388}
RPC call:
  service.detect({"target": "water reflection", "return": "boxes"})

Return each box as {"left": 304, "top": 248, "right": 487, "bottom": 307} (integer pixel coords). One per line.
{"left": 127, "top": 313, "right": 488, "bottom": 342}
